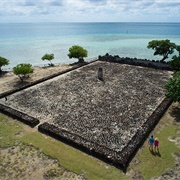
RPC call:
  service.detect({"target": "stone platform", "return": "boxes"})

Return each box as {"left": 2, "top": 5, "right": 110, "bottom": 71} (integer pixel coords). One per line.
{"left": 0, "top": 61, "right": 172, "bottom": 168}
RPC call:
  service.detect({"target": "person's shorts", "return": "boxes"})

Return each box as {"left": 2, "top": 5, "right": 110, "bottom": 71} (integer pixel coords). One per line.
{"left": 149, "top": 142, "right": 153, "bottom": 147}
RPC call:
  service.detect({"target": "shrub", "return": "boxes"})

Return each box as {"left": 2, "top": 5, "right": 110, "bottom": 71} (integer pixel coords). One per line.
{"left": 0, "top": 56, "right": 9, "bottom": 73}
{"left": 13, "top": 63, "right": 34, "bottom": 82}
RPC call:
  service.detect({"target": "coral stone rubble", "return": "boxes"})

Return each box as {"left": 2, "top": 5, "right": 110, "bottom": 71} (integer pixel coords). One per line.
{"left": 0, "top": 61, "right": 172, "bottom": 168}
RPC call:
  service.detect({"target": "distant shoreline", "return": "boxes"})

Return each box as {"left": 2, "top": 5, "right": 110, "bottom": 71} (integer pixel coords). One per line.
{"left": 1, "top": 22, "right": 180, "bottom": 69}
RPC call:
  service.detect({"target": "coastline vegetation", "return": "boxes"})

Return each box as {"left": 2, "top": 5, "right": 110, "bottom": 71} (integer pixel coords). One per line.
{"left": 165, "top": 44, "right": 180, "bottom": 103}
{"left": 68, "top": 45, "right": 88, "bottom": 63}
{"left": 168, "top": 45, "right": 180, "bottom": 71}
{"left": 165, "top": 71, "right": 180, "bottom": 103}
{"left": 0, "top": 56, "right": 9, "bottom": 73}
{"left": 1, "top": 40, "right": 180, "bottom": 75}
{"left": 147, "top": 39, "right": 176, "bottom": 62}
{"left": 13, "top": 63, "right": 34, "bottom": 82}
{"left": 41, "top": 53, "right": 55, "bottom": 67}
{"left": 0, "top": 40, "right": 179, "bottom": 73}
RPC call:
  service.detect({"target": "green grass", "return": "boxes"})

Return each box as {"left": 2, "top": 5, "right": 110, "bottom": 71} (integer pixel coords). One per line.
{"left": 0, "top": 114, "right": 22, "bottom": 147}
{"left": 20, "top": 131, "right": 128, "bottom": 180}
{"left": 0, "top": 113, "right": 127, "bottom": 180}
{"left": 0, "top": 104, "right": 179, "bottom": 180}
{"left": 133, "top": 123, "right": 179, "bottom": 179}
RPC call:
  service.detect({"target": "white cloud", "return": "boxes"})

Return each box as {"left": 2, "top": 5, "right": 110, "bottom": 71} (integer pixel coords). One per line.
{"left": 0, "top": 0, "right": 180, "bottom": 22}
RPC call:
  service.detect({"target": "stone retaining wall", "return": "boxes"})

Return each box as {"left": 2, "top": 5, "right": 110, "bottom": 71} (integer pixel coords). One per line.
{"left": 0, "top": 60, "right": 173, "bottom": 169}
{"left": 0, "top": 62, "right": 92, "bottom": 99}
{"left": 99, "top": 54, "right": 172, "bottom": 71}
{"left": 0, "top": 103, "right": 39, "bottom": 127}
{"left": 38, "top": 97, "right": 172, "bottom": 169}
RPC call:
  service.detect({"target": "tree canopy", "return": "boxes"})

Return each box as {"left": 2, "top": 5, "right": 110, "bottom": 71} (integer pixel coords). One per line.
{"left": 13, "top": 63, "right": 34, "bottom": 82}
{"left": 168, "top": 45, "right": 180, "bottom": 71}
{"left": 68, "top": 45, "right": 88, "bottom": 63}
{"left": 168, "top": 55, "right": 180, "bottom": 71}
{"left": 41, "top": 53, "right": 54, "bottom": 66}
{"left": 165, "top": 71, "right": 180, "bottom": 103}
{"left": 176, "top": 45, "right": 180, "bottom": 54}
{"left": 0, "top": 56, "right": 9, "bottom": 72}
{"left": 147, "top": 39, "right": 176, "bottom": 62}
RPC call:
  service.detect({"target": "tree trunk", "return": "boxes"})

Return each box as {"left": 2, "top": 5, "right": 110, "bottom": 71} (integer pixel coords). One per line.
{"left": 49, "top": 60, "right": 54, "bottom": 66}
{"left": 18, "top": 75, "right": 24, "bottom": 83}
{"left": 78, "top": 57, "right": 84, "bottom": 63}
{"left": 161, "top": 55, "right": 168, "bottom": 62}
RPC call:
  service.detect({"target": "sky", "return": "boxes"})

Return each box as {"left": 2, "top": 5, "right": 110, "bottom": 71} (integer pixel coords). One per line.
{"left": 0, "top": 0, "right": 180, "bottom": 23}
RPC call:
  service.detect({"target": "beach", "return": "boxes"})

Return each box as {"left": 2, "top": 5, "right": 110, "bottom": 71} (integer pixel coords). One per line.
{"left": 0, "top": 64, "right": 71, "bottom": 93}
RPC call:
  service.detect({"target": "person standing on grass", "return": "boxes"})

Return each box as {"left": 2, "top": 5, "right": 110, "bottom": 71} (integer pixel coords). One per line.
{"left": 148, "top": 135, "right": 154, "bottom": 150}
{"left": 154, "top": 138, "right": 159, "bottom": 151}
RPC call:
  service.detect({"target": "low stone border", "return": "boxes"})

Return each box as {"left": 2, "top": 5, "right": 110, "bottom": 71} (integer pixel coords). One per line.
{"left": 0, "top": 59, "right": 173, "bottom": 169}
{"left": 123, "top": 97, "right": 173, "bottom": 166}
{"left": 0, "top": 104, "right": 39, "bottom": 127}
{"left": 0, "top": 61, "right": 95, "bottom": 99}
{"left": 0, "top": 61, "right": 97, "bottom": 127}
{"left": 99, "top": 54, "right": 172, "bottom": 71}
{"left": 38, "top": 97, "right": 172, "bottom": 169}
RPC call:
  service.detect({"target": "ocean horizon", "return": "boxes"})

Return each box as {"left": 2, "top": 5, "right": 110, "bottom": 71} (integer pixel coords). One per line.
{"left": 1, "top": 22, "right": 180, "bottom": 70}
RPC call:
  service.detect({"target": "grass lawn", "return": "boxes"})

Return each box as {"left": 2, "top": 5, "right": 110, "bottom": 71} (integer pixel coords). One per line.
{"left": 133, "top": 124, "right": 179, "bottom": 179}
{"left": 129, "top": 102, "right": 180, "bottom": 179}
{"left": 20, "top": 131, "right": 127, "bottom": 180}
{"left": 0, "top": 115, "right": 22, "bottom": 147}
{"left": 0, "top": 102, "right": 179, "bottom": 179}
{"left": 0, "top": 113, "right": 127, "bottom": 180}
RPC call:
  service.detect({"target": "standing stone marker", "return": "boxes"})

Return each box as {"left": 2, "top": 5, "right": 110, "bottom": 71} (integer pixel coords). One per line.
{"left": 98, "top": 67, "right": 103, "bottom": 81}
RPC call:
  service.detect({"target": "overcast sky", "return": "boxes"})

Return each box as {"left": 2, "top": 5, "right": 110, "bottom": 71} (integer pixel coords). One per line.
{"left": 0, "top": 0, "right": 180, "bottom": 23}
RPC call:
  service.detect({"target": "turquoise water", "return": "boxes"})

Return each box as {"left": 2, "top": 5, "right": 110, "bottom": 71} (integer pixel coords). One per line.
{"left": 0, "top": 22, "right": 180, "bottom": 69}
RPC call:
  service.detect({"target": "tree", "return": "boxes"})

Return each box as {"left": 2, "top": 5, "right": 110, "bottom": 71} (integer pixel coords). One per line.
{"left": 68, "top": 45, "right": 88, "bottom": 63}
{"left": 168, "top": 55, "right": 180, "bottom": 71}
{"left": 176, "top": 45, "right": 180, "bottom": 54}
{"left": 0, "top": 56, "right": 9, "bottom": 73}
{"left": 41, "top": 53, "right": 54, "bottom": 66}
{"left": 147, "top": 39, "right": 176, "bottom": 62}
{"left": 13, "top": 63, "right": 34, "bottom": 82}
{"left": 168, "top": 45, "right": 180, "bottom": 71}
{"left": 165, "top": 71, "right": 180, "bottom": 103}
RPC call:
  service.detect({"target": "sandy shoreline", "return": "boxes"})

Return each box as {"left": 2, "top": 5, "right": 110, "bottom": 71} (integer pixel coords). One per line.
{"left": 0, "top": 64, "right": 71, "bottom": 94}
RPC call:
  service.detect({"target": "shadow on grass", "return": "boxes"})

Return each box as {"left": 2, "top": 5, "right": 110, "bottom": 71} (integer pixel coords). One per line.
{"left": 155, "top": 150, "right": 161, "bottom": 157}
{"left": 149, "top": 149, "right": 161, "bottom": 157}
{"left": 170, "top": 106, "right": 180, "bottom": 122}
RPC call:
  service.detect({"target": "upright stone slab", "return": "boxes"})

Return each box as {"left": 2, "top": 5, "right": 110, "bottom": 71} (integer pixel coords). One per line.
{"left": 98, "top": 67, "right": 103, "bottom": 81}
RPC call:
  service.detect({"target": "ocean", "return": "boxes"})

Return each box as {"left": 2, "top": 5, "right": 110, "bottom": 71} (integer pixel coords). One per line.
{"left": 0, "top": 22, "right": 180, "bottom": 69}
